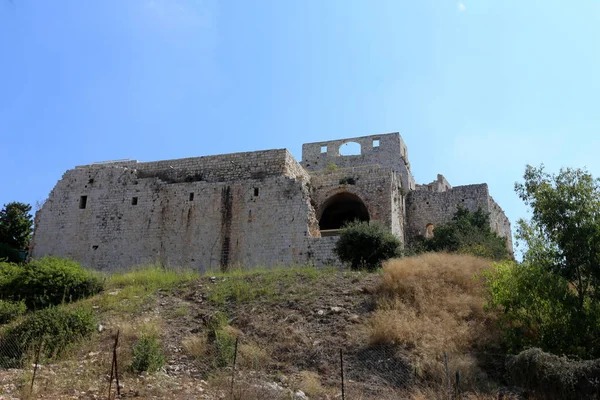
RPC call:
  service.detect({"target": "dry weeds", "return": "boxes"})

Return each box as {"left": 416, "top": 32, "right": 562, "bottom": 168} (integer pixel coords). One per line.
{"left": 369, "top": 253, "right": 501, "bottom": 389}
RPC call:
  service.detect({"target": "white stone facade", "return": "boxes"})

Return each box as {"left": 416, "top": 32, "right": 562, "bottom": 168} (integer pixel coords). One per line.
{"left": 31, "top": 133, "right": 512, "bottom": 271}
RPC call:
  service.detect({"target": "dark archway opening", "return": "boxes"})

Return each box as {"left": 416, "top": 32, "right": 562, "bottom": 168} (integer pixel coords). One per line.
{"left": 319, "top": 193, "right": 369, "bottom": 231}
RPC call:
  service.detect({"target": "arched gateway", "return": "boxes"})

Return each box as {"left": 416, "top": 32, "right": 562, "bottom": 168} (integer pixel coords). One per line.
{"left": 318, "top": 192, "right": 369, "bottom": 234}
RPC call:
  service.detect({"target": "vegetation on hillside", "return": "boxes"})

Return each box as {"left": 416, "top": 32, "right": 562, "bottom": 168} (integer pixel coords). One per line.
{"left": 335, "top": 220, "right": 402, "bottom": 271}
{"left": 0, "top": 202, "right": 33, "bottom": 262}
{"left": 485, "top": 165, "right": 600, "bottom": 359}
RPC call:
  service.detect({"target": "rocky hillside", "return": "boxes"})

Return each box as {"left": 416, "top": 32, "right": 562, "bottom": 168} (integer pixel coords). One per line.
{"left": 0, "top": 255, "right": 505, "bottom": 400}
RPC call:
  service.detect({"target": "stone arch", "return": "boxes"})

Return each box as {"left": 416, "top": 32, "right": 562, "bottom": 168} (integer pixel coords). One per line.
{"left": 338, "top": 141, "right": 361, "bottom": 156}
{"left": 318, "top": 192, "right": 369, "bottom": 231}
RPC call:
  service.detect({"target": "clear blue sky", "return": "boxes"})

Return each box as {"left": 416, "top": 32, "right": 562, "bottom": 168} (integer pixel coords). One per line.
{"left": 1, "top": 0, "right": 599, "bottom": 245}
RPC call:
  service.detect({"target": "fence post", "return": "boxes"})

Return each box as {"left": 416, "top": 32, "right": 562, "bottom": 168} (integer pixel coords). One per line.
{"left": 107, "top": 330, "right": 120, "bottom": 400}
{"left": 230, "top": 337, "right": 239, "bottom": 396}
{"left": 455, "top": 369, "right": 461, "bottom": 399}
{"left": 340, "top": 348, "right": 345, "bottom": 400}
{"left": 444, "top": 352, "right": 451, "bottom": 400}
{"left": 30, "top": 336, "right": 44, "bottom": 394}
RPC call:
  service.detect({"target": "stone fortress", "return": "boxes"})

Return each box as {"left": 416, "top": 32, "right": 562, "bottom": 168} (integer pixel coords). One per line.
{"left": 31, "top": 133, "right": 512, "bottom": 271}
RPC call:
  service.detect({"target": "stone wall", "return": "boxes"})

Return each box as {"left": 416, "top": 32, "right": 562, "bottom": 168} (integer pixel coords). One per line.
{"left": 405, "top": 184, "right": 491, "bottom": 238}
{"left": 488, "top": 196, "right": 514, "bottom": 255}
{"left": 32, "top": 151, "right": 320, "bottom": 271}
{"left": 301, "top": 132, "right": 416, "bottom": 191}
{"left": 32, "top": 132, "right": 513, "bottom": 271}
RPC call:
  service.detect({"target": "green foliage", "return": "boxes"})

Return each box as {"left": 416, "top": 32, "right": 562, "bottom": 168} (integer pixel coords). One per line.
{"left": 515, "top": 165, "right": 600, "bottom": 315}
{"left": 0, "top": 300, "right": 26, "bottom": 324}
{"left": 206, "top": 266, "right": 330, "bottom": 305}
{"left": 0, "top": 306, "right": 95, "bottom": 367}
{"left": 0, "top": 257, "right": 104, "bottom": 310}
{"left": 325, "top": 162, "right": 338, "bottom": 173}
{"left": 414, "top": 206, "right": 508, "bottom": 260}
{"left": 204, "top": 312, "right": 237, "bottom": 368}
{"left": 0, "top": 202, "right": 33, "bottom": 252}
{"left": 335, "top": 220, "right": 401, "bottom": 271}
{"left": 0, "top": 243, "right": 21, "bottom": 263}
{"left": 506, "top": 348, "right": 600, "bottom": 399}
{"left": 483, "top": 165, "right": 600, "bottom": 359}
{"left": 130, "top": 334, "right": 166, "bottom": 373}
{"left": 482, "top": 260, "right": 596, "bottom": 356}
{"left": 107, "top": 265, "right": 199, "bottom": 291}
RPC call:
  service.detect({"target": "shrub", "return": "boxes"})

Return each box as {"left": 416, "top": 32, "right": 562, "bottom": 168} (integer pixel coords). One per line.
{"left": 483, "top": 260, "right": 600, "bottom": 358}
{"left": 0, "top": 306, "right": 95, "bottom": 367}
{"left": 412, "top": 206, "right": 509, "bottom": 260}
{"left": 0, "top": 257, "right": 104, "bottom": 309}
{"left": 130, "top": 334, "right": 166, "bottom": 373}
{"left": 334, "top": 221, "right": 401, "bottom": 271}
{"left": 0, "top": 300, "right": 26, "bottom": 324}
{"left": 506, "top": 348, "right": 600, "bottom": 399}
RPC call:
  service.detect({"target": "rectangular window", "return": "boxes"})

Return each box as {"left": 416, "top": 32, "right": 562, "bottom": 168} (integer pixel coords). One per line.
{"left": 254, "top": 188, "right": 259, "bottom": 197}
{"left": 373, "top": 139, "right": 380, "bottom": 148}
{"left": 189, "top": 193, "right": 194, "bottom": 201}
{"left": 320, "top": 145, "right": 327, "bottom": 153}
{"left": 79, "top": 196, "right": 87, "bottom": 209}
{"left": 131, "top": 197, "right": 138, "bottom": 206}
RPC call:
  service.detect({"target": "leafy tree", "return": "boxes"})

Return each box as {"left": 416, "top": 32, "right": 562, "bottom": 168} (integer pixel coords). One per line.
{"left": 0, "top": 202, "right": 33, "bottom": 252}
{"left": 412, "top": 206, "right": 509, "bottom": 260}
{"left": 334, "top": 220, "right": 401, "bottom": 271}
{"left": 515, "top": 165, "right": 600, "bottom": 314}
{"left": 484, "top": 165, "right": 600, "bottom": 358}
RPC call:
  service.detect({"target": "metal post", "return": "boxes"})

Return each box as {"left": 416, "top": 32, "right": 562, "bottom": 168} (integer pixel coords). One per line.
{"left": 230, "top": 337, "right": 239, "bottom": 396}
{"left": 340, "top": 348, "right": 345, "bottom": 400}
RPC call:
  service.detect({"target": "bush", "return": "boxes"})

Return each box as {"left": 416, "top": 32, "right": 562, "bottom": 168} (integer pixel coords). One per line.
{"left": 0, "top": 306, "right": 96, "bottom": 367}
{"left": 411, "top": 206, "right": 509, "bottom": 260}
{"left": 483, "top": 260, "right": 600, "bottom": 358}
{"left": 0, "top": 257, "right": 104, "bottom": 309}
{"left": 334, "top": 221, "right": 401, "bottom": 271}
{"left": 506, "top": 348, "right": 600, "bottom": 399}
{"left": 131, "top": 334, "right": 165, "bottom": 373}
{"left": 0, "top": 300, "right": 26, "bottom": 324}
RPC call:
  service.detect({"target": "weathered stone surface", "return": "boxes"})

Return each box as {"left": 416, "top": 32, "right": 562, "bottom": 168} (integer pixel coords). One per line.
{"left": 31, "top": 132, "right": 512, "bottom": 271}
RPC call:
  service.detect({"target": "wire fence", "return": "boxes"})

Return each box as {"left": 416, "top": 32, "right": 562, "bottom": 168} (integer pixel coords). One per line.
{"left": 0, "top": 330, "right": 514, "bottom": 400}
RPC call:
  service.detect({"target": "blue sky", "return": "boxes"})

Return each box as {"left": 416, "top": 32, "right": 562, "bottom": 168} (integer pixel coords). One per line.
{"left": 1, "top": 0, "right": 599, "bottom": 247}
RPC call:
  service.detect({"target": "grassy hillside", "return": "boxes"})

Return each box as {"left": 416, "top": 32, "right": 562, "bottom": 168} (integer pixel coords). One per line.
{"left": 0, "top": 255, "right": 508, "bottom": 400}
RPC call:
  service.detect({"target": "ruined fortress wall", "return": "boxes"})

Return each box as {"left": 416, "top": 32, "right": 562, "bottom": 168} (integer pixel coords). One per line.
{"left": 405, "top": 184, "right": 491, "bottom": 239}
{"left": 301, "top": 133, "right": 416, "bottom": 191}
{"left": 32, "top": 150, "right": 319, "bottom": 271}
{"left": 488, "top": 196, "right": 514, "bottom": 254}
{"left": 309, "top": 167, "right": 397, "bottom": 231}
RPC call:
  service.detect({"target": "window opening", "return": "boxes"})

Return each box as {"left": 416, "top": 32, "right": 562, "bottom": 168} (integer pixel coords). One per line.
{"left": 320, "top": 145, "right": 327, "bottom": 154}
{"left": 254, "top": 188, "right": 259, "bottom": 197}
{"left": 131, "top": 197, "right": 138, "bottom": 206}
{"left": 79, "top": 196, "right": 87, "bottom": 209}
{"left": 189, "top": 193, "right": 194, "bottom": 201}
{"left": 339, "top": 141, "right": 361, "bottom": 156}
{"left": 373, "top": 139, "right": 380, "bottom": 148}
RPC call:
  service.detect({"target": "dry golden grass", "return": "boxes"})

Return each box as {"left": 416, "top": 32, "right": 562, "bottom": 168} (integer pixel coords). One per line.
{"left": 368, "top": 253, "right": 500, "bottom": 388}
{"left": 182, "top": 334, "right": 209, "bottom": 359}
{"left": 238, "top": 342, "right": 270, "bottom": 370}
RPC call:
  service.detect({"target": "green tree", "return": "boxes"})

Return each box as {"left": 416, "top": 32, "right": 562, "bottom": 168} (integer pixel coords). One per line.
{"left": 334, "top": 220, "right": 401, "bottom": 271}
{"left": 0, "top": 202, "right": 33, "bottom": 252}
{"left": 414, "top": 206, "right": 509, "bottom": 260}
{"left": 515, "top": 165, "right": 600, "bottom": 314}
{"left": 484, "top": 165, "right": 600, "bottom": 358}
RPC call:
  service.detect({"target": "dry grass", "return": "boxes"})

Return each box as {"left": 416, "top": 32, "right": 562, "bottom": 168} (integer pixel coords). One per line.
{"left": 368, "top": 253, "right": 500, "bottom": 389}
{"left": 238, "top": 342, "right": 270, "bottom": 370}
